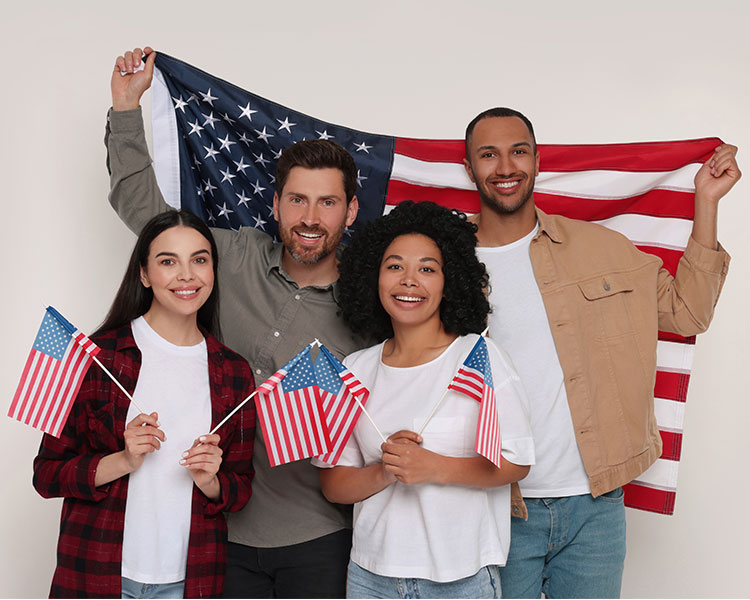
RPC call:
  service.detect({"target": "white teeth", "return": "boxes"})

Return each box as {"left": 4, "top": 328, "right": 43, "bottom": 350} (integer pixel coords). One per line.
{"left": 395, "top": 296, "right": 424, "bottom": 303}
{"left": 298, "top": 232, "right": 322, "bottom": 239}
{"left": 174, "top": 289, "right": 198, "bottom": 296}
{"left": 495, "top": 181, "right": 518, "bottom": 188}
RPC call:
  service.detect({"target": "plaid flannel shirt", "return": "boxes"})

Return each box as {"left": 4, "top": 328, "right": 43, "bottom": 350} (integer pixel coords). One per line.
{"left": 33, "top": 324, "right": 256, "bottom": 598}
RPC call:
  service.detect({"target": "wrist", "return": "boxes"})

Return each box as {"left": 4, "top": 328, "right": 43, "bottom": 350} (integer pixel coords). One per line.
{"left": 112, "top": 99, "right": 140, "bottom": 112}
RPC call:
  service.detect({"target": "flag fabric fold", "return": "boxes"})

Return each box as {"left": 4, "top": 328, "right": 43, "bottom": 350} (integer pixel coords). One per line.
{"left": 447, "top": 336, "right": 501, "bottom": 468}
{"left": 314, "top": 345, "right": 370, "bottom": 466}
{"left": 9, "top": 307, "right": 100, "bottom": 438}
{"left": 254, "top": 344, "right": 330, "bottom": 467}
{"left": 149, "top": 50, "right": 719, "bottom": 514}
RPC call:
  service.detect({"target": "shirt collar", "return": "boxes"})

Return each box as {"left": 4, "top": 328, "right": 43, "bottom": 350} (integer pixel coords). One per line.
{"left": 266, "top": 239, "right": 338, "bottom": 293}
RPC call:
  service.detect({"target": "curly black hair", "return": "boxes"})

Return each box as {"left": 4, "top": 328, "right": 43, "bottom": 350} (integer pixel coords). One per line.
{"left": 338, "top": 201, "right": 489, "bottom": 341}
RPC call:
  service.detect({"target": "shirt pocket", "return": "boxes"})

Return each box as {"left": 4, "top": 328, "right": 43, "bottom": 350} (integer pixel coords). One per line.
{"left": 577, "top": 272, "right": 635, "bottom": 338}
{"left": 414, "top": 416, "right": 469, "bottom": 458}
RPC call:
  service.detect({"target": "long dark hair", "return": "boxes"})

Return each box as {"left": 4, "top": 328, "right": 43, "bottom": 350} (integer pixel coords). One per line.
{"left": 94, "top": 210, "right": 221, "bottom": 339}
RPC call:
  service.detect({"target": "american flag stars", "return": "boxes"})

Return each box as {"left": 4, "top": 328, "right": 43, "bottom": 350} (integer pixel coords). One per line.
{"left": 153, "top": 51, "right": 392, "bottom": 241}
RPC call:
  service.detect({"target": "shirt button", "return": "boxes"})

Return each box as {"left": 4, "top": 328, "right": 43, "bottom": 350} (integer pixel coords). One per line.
{"left": 604, "top": 283, "right": 611, "bottom": 291}
{"left": 256, "top": 369, "right": 262, "bottom": 375}
{"left": 294, "top": 294, "right": 301, "bottom": 300}
{"left": 274, "top": 331, "right": 280, "bottom": 337}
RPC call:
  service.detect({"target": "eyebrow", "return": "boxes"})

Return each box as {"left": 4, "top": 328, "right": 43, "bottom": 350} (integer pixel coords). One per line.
{"left": 382, "top": 254, "right": 442, "bottom": 264}
{"left": 284, "top": 191, "right": 342, "bottom": 201}
{"left": 477, "top": 141, "right": 533, "bottom": 152}
{"left": 154, "top": 249, "right": 211, "bottom": 258}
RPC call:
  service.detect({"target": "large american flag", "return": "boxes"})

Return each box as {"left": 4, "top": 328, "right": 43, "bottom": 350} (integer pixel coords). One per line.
{"left": 313, "top": 345, "right": 370, "bottom": 466}
{"left": 149, "top": 51, "right": 716, "bottom": 514}
{"left": 447, "top": 336, "right": 501, "bottom": 469}
{"left": 255, "top": 344, "right": 330, "bottom": 467}
{"left": 8, "top": 307, "right": 100, "bottom": 438}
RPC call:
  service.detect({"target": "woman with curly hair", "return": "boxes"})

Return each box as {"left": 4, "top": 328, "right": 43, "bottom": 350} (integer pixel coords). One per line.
{"left": 315, "top": 201, "right": 535, "bottom": 598}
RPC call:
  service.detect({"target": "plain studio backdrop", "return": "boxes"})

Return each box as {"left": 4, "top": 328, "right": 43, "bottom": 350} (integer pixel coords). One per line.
{"left": 1, "top": 2, "right": 748, "bottom": 598}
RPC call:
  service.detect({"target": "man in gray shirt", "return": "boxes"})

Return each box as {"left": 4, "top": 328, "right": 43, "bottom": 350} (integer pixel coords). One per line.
{"left": 108, "top": 46, "right": 370, "bottom": 598}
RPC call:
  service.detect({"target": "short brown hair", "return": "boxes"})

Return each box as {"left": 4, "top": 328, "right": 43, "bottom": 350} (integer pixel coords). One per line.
{"left": 275, "top": 139, "right": 358, "bottom": 203}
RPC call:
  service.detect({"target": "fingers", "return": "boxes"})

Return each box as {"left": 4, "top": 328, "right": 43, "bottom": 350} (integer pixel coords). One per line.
{"left": 181, "top": 439, "right": 223, "bottom": 471}
{"left": 709, "top": 144, "right": 740, "bottom": 178}
{"left": 113, "top": 46, "right": 154, "bottom": 75}
{"left": 386, "top": 430, "right": 423, "bottom": 445}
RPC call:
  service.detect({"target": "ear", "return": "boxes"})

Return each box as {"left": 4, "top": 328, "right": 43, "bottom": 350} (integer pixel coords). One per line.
{"left": 272, "top": 192, "right": 280, "bottom": 222}
{"left": 139, "top": 266, "right": 151, "bottom": 288}
{"left": 345, "top": 196, "right": 359, "bottom": 227}
{"left": 535, "top": 150, "right": 540, "bottom": 176}
{"left": 463, "top": 158, "right": 476, "bottom": 184}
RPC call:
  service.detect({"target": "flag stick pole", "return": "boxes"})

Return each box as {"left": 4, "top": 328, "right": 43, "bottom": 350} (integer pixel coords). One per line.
{"left": 354, "top": 396, "right": 387, "bottom": 444}
{"left": 210, "top": 389, "right": 260, "bottom": 435}
{"left": 91, "top": 354, "right": 148, "bottom": 415}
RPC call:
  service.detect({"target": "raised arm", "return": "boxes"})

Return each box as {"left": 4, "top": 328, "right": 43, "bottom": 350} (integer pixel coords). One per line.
{"left": 656, "top": 144, "right": 739, "bottom": 335}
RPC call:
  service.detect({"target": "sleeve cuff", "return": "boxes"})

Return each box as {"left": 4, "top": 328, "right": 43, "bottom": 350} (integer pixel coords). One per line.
{"left": 500, "top": 437, "right": 536, "bottom": 467}
{"left": 684, "top": 237, "right": 731, "bottom": 274}
{"left": 107, "top": 107, "right": 145, "bottom": 133}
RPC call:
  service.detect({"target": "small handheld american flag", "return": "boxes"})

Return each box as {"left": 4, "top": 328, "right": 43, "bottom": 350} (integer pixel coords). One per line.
{"left": 447, "top": 336, "right": 501, "bottom": 468}
{"left": 8, "top": 307, "right": 100, "bottom": 438}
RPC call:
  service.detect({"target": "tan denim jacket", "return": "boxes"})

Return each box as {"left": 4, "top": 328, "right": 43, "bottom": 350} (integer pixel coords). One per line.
{"left": 509, "top": 208, "right": 730, "bottom": 519}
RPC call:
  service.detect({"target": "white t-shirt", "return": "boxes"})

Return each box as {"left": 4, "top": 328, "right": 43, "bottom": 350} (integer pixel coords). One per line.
{"left": 121, "top": 316, "right": 212, "bottom": 584}
{"left": 317, "top": 334, "right": 534, "bottom": 582}
{"left": 477, "top": 224, "right": 590, "bottom": 497}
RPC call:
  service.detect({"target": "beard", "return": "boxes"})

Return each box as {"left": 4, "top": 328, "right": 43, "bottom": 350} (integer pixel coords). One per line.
{"left": 279, "top": 222, "right": 346, "bottom": 265}
{"left": 475, "top": 173, "right": 535, "bottom": 216}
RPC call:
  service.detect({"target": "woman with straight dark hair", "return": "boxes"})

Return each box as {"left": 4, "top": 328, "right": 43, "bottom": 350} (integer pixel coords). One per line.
{"left": 33, "top": 210, "right": 256, "bottom": 599}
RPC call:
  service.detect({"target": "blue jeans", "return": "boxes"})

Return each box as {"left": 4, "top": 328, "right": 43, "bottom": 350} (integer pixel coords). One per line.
{"left": 346, "top": 560, "right": 501, "bottom": 599}
{"left": 499, "top": 488, "right": 626, "bottom": 598}
{"left": 121, "top": 577, "right": 185, "bottom": 599}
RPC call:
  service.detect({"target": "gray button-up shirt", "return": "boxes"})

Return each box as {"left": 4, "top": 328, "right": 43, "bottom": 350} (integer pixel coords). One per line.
{"left": 106, "top": 108, "right": 370, "bottom": 547}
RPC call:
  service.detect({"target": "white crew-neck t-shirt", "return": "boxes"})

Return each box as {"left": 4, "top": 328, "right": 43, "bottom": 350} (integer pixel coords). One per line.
{"left": 317, "top": 335, "right": 534, "bottom": 582}
{"left": 477, "top": 224, "right": 590, "bottom": 497}
{"left": 121, "top": 316, "right": 212, "bottom": 584}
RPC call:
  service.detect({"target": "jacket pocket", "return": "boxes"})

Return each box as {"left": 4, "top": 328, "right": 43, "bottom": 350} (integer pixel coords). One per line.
{"left": 577, "top": 273, "right": 635, "bottom": 338}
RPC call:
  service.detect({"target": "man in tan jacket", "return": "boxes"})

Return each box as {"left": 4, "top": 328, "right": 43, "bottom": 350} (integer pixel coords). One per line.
{"left": 463, "top": 107, "right": 739, "bottom": 598}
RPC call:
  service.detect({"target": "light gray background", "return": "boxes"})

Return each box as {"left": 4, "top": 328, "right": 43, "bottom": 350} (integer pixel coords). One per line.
{"left": 2, "top": 1, "right": 748, "bottom": 597}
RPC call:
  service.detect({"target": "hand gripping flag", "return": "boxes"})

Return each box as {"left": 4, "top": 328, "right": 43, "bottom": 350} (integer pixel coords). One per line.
{"left": 255, "top": 345, "right": 330, "bottom": 467}
{"left": 9, "top": 307, "right": 100, "bottom": 438}
{"left": 447, "top": 337, "right": 501, "bottom": 468}
{"left": 314, "top": 345, "right": 371, "bottom": 466}
{"left": 148, "top": 51, "right": 718, "bottom": 514}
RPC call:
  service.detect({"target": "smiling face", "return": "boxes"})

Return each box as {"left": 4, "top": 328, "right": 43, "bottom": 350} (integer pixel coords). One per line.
{"left": 139, "top": 225, "right": 215, "bottom": 320}
{"left": 378, "top": 233, "right": 445, "bottom": 331}
{"left": 273, "top": 166, "right": 359, "bottom": 265}
{"left": 463, "top": 116, "right": 540, "bottom": 215}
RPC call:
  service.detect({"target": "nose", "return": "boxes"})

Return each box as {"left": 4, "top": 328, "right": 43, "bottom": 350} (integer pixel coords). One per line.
{"left": 301, "top": 202, "right": 320, "bottom": 227}
{"left": 177, "top": 262, "right": 195, "bottom": 281}
{"left": 400, "top": 267, "right": 417, "bottom": 286}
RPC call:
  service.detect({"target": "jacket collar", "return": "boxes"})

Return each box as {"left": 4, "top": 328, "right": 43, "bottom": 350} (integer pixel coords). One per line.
{"left": 534, "top": 207, "right": 564, "bottom": 244}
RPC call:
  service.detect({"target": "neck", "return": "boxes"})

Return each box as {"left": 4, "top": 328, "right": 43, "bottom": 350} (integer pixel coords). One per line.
{"left": 475, "top": 198, "right": 538, "bottom": 247}
{"left": 282, "top": 249, "right": 339, "bottom": 288}
{"left": 382, "top": 319, "right": 457, "bottom": 368}
{"left": 142, "top": 305, "right": 204, "bottom": 346}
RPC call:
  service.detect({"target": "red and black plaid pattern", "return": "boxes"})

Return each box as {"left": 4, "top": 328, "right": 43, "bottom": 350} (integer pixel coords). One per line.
{"left": 33, "top": 324, "right": 255, "bottom": 598}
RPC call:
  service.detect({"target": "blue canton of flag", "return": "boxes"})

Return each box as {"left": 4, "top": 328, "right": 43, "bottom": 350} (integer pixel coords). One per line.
{"left": 151, "top": 52, "right": 394, "bottom": 240}
{"left": 448, "top": 337, "right": 501, "bottom": 467}
{"left": 255, "top": 345, "right": 330, "bottom": 467}
{"left": 314, "top": 344, "right": 370, "bottom": 465}
{"left": 9, "top": 307, "right": 100, "bottom": 438}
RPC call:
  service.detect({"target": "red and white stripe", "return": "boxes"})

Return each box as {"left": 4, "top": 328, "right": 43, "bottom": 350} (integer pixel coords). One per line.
{"left": 390, "top": 136, "right": 720, "bottom": 514}
{"left": 316, "top": 370, "right": 370, "bottom": 466}
{"left": 8, "top": 331, "right": 99, "bottom": 438}
{"left": 255, "top": 381, "right": 329, "bottom": 467}
{"left": 449, "top": 366, "right": 501, "bottom": 468}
